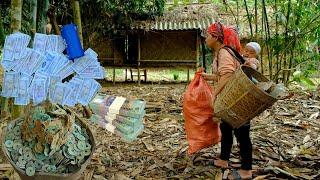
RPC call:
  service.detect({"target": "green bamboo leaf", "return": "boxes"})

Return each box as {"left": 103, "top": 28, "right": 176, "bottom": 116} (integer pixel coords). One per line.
{"left": 300, "top": 77, "right": 316, "bottom": 90}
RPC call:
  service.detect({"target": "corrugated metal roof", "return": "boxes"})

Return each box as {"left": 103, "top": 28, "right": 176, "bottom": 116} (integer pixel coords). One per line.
{"left": 129, "top": 4, "right": 252, "bottom": 38}
{"left": 131, "top": 17, "right": 215, "bottom": 31}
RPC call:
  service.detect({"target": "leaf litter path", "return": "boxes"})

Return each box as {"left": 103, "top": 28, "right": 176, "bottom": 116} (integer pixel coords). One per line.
{"left": 86, "top": 84, "right": 320, "bottom": 180}
{"left": 0, "top": 83, "right": 319, "bottom": 180}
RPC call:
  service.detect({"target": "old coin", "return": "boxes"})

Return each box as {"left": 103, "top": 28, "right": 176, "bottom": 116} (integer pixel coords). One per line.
{"left": 26, "top": 166, "right": 36, "bottom": 176}
{"left": 5, "top": 140, "right": 14, "bottom": 148}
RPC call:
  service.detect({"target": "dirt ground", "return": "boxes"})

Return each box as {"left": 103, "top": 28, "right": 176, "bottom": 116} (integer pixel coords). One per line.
{"left": 1, "top": 83, "right": 319, "bottom": 180}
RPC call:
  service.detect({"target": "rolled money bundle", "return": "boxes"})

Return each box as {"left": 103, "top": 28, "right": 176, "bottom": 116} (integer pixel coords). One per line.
{"left": 89, "top": 95, "right": 146, "bottom": 142}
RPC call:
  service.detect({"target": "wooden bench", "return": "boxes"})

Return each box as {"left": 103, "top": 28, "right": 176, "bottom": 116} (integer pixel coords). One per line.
{"left": 126, "top": 69, "right": 147, "bottom": 82}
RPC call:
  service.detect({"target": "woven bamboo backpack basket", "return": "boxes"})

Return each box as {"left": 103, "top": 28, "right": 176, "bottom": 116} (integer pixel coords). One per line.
{"left": 214, "top": 66, "right": 277, "bottom": 128}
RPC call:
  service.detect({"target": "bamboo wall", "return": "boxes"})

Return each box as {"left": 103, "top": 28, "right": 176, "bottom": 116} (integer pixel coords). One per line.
{"left": 140, "top": 31, "right": 197, "bottom": 61}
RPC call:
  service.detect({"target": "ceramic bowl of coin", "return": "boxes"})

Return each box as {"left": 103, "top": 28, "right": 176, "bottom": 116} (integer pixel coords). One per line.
{"left": 2, "top": 116, "right": 96, "bottom": 180}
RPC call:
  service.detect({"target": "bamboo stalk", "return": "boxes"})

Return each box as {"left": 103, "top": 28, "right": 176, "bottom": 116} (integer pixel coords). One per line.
{"left": 286, "top": 1, "right": 302, "bottom": 84}
{"left": 236, "top": 0, "right": 239, "bottom": 27}
{"left": 275, "top": 0, "right": 279, "bottom": 83}
{"left": 262, "top": 0, "right": 272, "bottom": 80}
{"left": 254, "top": 0, "right": 258, "bottom": 40}
{"left": 72, "top": 0, "right": 83, "bottom": 46}
{"left": 222, "top": 0, "right": 239, "bottom": 27}
{"left": 260, "top": 0, "right": 264, "bottom": 74}
{"left": 283, "top": 0, "right": 291, "bottom": 84}
{"left": 244, "top": 0, "right": 253, "bottom": 40}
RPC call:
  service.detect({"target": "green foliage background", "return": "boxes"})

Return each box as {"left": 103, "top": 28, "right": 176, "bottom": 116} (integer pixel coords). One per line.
{"left": 0, "top": 0, "right": 319, "bottom": 86}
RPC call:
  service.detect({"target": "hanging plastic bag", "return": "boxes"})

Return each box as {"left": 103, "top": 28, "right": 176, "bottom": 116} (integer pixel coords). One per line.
{"left": 183, "top": 69, "right": 221, "bottom": 155}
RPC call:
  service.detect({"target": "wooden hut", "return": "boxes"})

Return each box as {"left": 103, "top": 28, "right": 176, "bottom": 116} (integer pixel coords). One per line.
{"left": 90, "top": 3, "right": 249, "bottom": 83}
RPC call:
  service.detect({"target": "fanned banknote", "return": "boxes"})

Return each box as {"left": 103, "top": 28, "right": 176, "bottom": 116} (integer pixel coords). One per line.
{"left": 31, "top": 79, "right": 46, "bottom": 105}
{"left": 33, "top": 33, "right": 47, "bottom": 53}
{"left": 14, "top": 78, "right": 30, "bottom": 105}
{"left": 1, "top": 72, "right": 19, "bottom": 97}
{"left": 64, "top": 77, "right": 83, "bottom": 106}
{"left": 51, "top": 82, "right": 72, "bottom": 105}
{"left": 48, "top": 75, "right": 62, "bottom": 101}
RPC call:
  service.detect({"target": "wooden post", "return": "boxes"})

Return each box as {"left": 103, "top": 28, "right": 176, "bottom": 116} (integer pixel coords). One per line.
{"left": 130, "top": 69, "right": 133, "bottom": 81}
{"left": 113, "top": 68, "right": 116, "bottom": 86}
{"left": 196, "top": 30, "right": 200, "bottom": 69}
{"left": 144, "top": 69, "right": 147, "bottom": 82}
{"left": 138, "top": 34, "right": 141, "bottom": 85}
{"left": 187, "top": 69, "right": 190, "bottom": 82}
{"left": 138, "top": 68, "right": 140, "bottom": 85}
{"left": 125, "top": 69, "right": 128, "bottom": 82}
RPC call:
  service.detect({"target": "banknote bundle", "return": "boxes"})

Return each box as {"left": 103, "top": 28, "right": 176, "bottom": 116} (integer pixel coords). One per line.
{"left": 89, "top": 95, "right": 145, "bottom": 142}
{"left": 1, "top": 33, "right": 104, "bottom": 106}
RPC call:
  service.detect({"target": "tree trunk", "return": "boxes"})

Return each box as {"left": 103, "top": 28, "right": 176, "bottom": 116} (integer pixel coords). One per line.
{"left": 37, "top": 0, "right": 49, "bottom": 33}
{"left": 72, "top": 0, "right": 83, "bottom": 46}
{"left": 10, "top": 0, "right": 22, "bottom": 33}
{"left": 10, "top": 0, "right": 23, "bottom": 119}
{"left": 0, "top": 8, "right": 5, "bottom": 46}
{"left": 0, "top": 9, "right": 5, "bottom": 117}
{"left": 31, "top": 0, "right": 37, "bottom": 36}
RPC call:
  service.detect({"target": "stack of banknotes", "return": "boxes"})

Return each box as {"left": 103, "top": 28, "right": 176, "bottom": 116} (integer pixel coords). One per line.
{"left": 89, "top": 95, "right": 145, "bottom": 142}
{"left": 1, "top": 32, "right": 105, "bottom": 106}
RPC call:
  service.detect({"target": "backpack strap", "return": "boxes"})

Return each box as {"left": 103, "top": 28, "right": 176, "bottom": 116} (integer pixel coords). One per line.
{"left": 222, "top": 45, "right": 245, "bottom": 64}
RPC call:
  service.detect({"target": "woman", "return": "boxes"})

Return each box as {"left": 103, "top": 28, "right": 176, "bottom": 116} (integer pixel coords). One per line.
{"left": 201, "top": 22, "right": 253, "bottom": 180}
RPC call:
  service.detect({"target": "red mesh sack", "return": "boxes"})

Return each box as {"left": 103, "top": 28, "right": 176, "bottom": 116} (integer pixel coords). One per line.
{"left": 183, "top": 69, "right": 221, "bottom": 155}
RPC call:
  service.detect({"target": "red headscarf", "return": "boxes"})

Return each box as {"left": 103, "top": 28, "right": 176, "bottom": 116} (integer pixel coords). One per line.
{"left": 207, "top": 22, "right": 241, "bottom": 52}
